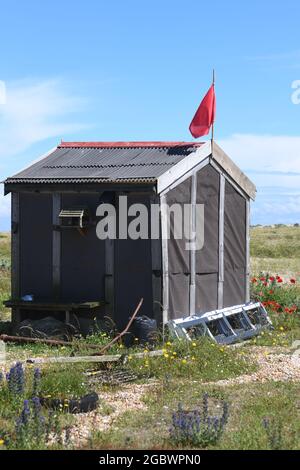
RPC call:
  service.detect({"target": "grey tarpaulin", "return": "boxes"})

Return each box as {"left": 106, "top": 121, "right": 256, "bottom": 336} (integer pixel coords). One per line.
{"left": 195, "top": 165, "right": 219, "bottom": 312}
{"left": 223, "top": 181, "right": 246, "bottom": 307}
{"left": 166, "top": 177, "right": 192, "bottom": 318}
{"left": 195, "top": 273, "right": 219, "bottom": 312}
{"left": 166, "top": 177, "right": 192, "bottom": 274}
{"left": 168, "top": 273, "right": 190, "bottom": 318}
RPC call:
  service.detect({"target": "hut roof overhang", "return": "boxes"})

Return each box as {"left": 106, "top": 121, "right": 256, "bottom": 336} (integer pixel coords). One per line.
{"left": 4, "top": 141, "right": 256, "bottom": 200}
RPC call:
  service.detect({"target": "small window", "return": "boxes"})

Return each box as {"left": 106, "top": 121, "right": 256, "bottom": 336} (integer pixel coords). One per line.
{"left": 59, "top": 207, "right": 90, "bottom": 228}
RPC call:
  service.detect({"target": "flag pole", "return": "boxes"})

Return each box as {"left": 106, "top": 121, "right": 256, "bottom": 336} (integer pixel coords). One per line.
{"left": 211, "top": 69, "right": 215, "bottom": 155}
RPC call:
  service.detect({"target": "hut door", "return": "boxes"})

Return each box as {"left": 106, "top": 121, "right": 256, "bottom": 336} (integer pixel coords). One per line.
{"left": 114, "top": 194, "right": 153, "bottom": 329}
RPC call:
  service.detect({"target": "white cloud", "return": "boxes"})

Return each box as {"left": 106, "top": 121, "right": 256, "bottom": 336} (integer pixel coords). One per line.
{"left": 0, "top": 78, "right": 88, "bottom": 161}
{"left": 219, "top": 134, "right": 300, "bottom": 224}
{"left": 219, "top": 133, "right": 300, "bottom": 174}
{"left": 253, "top": 196, "right": 300, "bottom": 216}
{"left": 0, "top": 78, "right": 89, "bottom": 230}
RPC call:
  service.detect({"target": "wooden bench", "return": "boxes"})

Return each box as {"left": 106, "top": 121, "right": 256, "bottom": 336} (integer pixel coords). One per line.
{"left": 4, "top": 300, "right": 105, "bottom": 326}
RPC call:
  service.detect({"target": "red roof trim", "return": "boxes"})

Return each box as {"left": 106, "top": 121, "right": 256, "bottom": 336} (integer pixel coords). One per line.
{"left": 58, "top": 141, "right": 204, "bottom": 149}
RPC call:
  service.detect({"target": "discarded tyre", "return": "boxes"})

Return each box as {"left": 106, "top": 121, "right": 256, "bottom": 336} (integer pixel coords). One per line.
{"left": 40, "top": 391, "right": 99, "bottom": 414}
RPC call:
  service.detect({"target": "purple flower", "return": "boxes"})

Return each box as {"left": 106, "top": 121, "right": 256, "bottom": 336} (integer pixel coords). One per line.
{"left": 33, "top": 369, "right": 41, "bottom": 396}
{"left": 7, "top": 362, "right": 25, "bottom": 395}
{"left": 169, "top": 393, "right": 229, "bottom": 447}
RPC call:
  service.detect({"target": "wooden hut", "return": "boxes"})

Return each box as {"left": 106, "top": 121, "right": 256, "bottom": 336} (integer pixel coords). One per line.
{"left": 4, "top": 141, "right": 256, "bottom": 332}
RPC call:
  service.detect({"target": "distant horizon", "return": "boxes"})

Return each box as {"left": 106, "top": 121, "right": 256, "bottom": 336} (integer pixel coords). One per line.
{"left": 1, "top": 222, "right": 300, "bottom": 235}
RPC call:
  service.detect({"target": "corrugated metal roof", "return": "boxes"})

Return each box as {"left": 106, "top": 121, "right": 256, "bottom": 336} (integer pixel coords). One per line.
{"left": 4, "top": 177, "right": 157, "bottom": 185}
{"left": 5, "top": 142, "right": 203, "bottom": 184}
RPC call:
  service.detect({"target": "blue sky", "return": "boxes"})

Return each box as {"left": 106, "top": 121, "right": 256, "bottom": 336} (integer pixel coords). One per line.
{"left": 1, "top": 0, "right": 300, "bottom": 229}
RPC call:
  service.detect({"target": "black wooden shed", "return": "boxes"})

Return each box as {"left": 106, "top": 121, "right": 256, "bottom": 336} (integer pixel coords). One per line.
{"left": 4, "top": 141, "right": 256, "bottom": 332}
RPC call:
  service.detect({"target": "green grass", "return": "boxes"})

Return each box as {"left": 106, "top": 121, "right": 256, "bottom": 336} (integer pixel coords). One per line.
{"left": 38, "top": 365, "right": 89, "bottom": 399}
{"left": 0, "top": 228, "right": 300, "bottom": 450}
{"left": 250, "top": 226, "right": 300, "bottom": 277}
{"left": 0, "top": 233, "right": 11, "bottom": 322}
{"left": 126, "top": 337, "right": 254, "bottom": 382}
{"left": 0, "top": 362, "right": 92, "bottom": 449}
{"left": 87, "top": 380, "right": 300, "bottom": 450}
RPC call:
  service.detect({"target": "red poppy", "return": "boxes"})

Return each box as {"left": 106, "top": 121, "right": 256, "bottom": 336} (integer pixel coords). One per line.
{"left": 263, "top": 282, "right": 268, "bottom": 286}
{"left": 290, "top": 278, "right": 296, "bottom": 284}
{"left": 277, "top": 278, "right": 283, "bottom": 283}
{"left": 260, "top": 277, "right": 266, "bottom": 282}
{"left": 269, "top": 276, "right": 275, "bottom": 282}
{"left": 284, "top": 307, "right": 290, "bottom": 313}
{"left": 251, "top": 278, "right": 257, "bottom": 283}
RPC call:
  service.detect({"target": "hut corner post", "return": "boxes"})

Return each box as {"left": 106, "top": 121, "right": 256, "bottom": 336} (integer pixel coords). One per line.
{"left": 218, "top": 174, "right": 225, "bottom": 309}
{"left": 150, "top": 194, "right": 163, "bottom": 327}
{"left": 52, "top": 192, "right": 61, "bottom": 303}
{"left": 11, "top": 192, "right": 21, "bottom": 330}
{"left": 245, "top": 199, "right": 250, "bottom": 303}
{"left": 189, "top": 172, "right": 197, "bottom": 316}
{"left": 160, "top": 194, "right": 169, "bottom": 338}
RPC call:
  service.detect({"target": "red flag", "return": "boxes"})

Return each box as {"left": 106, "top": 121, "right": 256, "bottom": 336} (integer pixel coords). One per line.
{"left": 189, "top": 84, "right": 216, "bottom": 138}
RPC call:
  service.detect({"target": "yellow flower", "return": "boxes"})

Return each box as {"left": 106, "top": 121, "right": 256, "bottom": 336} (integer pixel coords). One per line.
{"left": 0, "top": 440, "right": 4, "bottom": 446}
{"left": 279, "top": 326, "right": 284, "bottom": 331}
{"left": 181, "top": 359, "right": 187, "bottom": 364}
{"left": 220, "top": 347, "right": 224, "bottom": 352}
{"left": 166, "top": 341, "right": 172, "bottom": 346}
{"left": 128, "top": 355, "right": 132, "bottom": 361}
{"left": 192, "top": 342, "right": 197, "bottom": 347}
{"left": 119, "top": 344, "right": 124, "bottom": 349}
{"left": 172, "top": 351, "right": 177, "bottom": 356}
{"left": 144, "top": 349, "right": 149, "bottom": 354}
{"left": 164, "top": 353, "right": 169, "bottom": 359}
{"left": 191, "top": 356, "right": 196, "bottom": 361}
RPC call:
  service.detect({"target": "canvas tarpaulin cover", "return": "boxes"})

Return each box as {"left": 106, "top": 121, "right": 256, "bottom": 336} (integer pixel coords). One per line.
{"left": 195, "top": 165, "right": 219, "bottom": 312}
{"left": 223, "top": 181, "right": 246, "bottom": 307}
{"left": 167, "top": 177, "right": 192, "bottom": 318}
{"left": 166, "top": 164, "right": 247, "bottom": 319}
